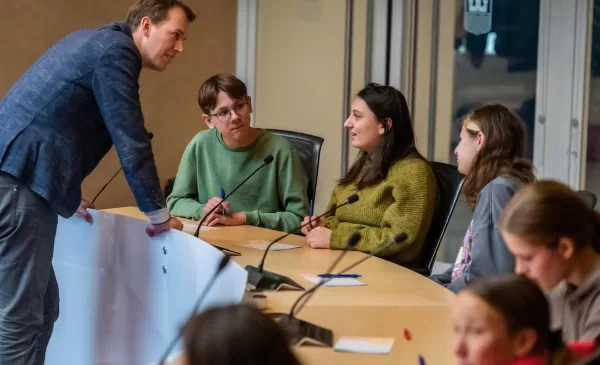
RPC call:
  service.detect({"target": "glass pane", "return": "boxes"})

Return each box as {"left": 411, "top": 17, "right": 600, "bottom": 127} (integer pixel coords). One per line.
{"left": 439, "top": 0, "right": 540, "bottom": 263}
{"left": 585, "top": 0, "right": 600, "bottom": 203}
{"left": 449, "top": 0, "right": 540, "bottom": 162}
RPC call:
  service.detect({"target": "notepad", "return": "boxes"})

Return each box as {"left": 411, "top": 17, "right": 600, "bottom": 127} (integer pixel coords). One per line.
{"left": 301, "top": 275, "right": 366, "bottom": 287}
{"left": 238, "top": 240, "right": 301, "bottom": 251}
{"left": 182, "top": 223, "right": 220, "bottom": 233}
{"left": 334, "top": 336, "right": 395, "bottom": 354}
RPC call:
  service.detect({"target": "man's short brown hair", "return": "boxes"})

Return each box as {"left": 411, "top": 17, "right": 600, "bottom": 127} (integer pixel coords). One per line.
{"left": 198, "top": 74, "right": 248, "bottom": 114}
{"left": 126, "top": 0, "right": 196, "bottom": 29}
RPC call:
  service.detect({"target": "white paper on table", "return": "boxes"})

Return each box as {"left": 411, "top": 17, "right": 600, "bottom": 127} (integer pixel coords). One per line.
{"left": 237, "top": 240, "right": 301, "bottom": 251}
{"left": 47, "top": 210, "right": 247, "bottom": 365}
{"left": 334, "top": 336, "right": 395, "bottom": 354}
{"left": 301, "top": 275, "right": 367, "bottom": 287}
{"left": 182, "top": 222, "right": 220, "bottom": 233}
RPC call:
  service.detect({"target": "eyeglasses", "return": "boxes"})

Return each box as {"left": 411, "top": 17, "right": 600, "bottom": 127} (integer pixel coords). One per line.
{"left": 209, "top": 101, "right": 250, "bottom": 123}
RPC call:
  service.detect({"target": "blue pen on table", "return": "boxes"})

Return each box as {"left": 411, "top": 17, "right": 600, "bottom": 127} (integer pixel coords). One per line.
{"left": 220, "top": 188, "right": 226, "bottom": 215}
{"left": 418, "top": 355, "right": 426, "bottom": 365}
{"left": 317, "top": 273, "right": 362, "bottom": 279}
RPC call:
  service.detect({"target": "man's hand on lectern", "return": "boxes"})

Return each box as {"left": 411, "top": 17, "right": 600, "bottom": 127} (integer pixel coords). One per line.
{"left": 146, "top": 216, "right": 184, "bottom": 237}
{"left": 75, "top": 199, "right": 95, "bottom": 223}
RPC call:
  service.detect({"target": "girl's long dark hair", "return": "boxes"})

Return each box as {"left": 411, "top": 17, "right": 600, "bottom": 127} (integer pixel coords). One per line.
{"left": 339, "top": 83, "right": 424, "bottom": 189}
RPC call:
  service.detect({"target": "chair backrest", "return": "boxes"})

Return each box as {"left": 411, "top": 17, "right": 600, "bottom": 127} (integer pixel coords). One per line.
{"left": 576, "top": 190, "right": 598, "bottom": 209}
{"left": 164, "top": 178, "right": 176, "bottom": 198}
{"left": 414, "top": 162, "right": 464, "bottom": 275}
{"left": 267, "top": 129, "right": 324, "bottom": 216}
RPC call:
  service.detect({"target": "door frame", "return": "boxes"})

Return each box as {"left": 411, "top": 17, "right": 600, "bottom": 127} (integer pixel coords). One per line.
{"left": 535, "top": 0, "right": 589, "bottom": 188}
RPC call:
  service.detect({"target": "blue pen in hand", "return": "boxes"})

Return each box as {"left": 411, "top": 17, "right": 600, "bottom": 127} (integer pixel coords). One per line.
{"left": 220, "top": 188, "right": 226, "bottom": 215}
{"left": 317, "top": 273, "right": 362, "bottom": 279}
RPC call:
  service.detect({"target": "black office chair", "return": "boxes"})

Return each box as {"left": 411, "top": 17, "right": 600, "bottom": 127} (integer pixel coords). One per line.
{"left": 267, "top": 129, "right": 324, "bottom": 216}
{"left": 164, "top": 178, "right": 176, "bottom": 198}
{"left": 576, "top": 190, "right": 598, "bottom": 209}
{"left": 409, "top": 162, "right": 464, "bottom": 276}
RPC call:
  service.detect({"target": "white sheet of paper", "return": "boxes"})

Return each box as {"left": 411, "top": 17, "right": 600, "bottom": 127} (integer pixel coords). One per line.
{"left": 334, "top": 336, "right": 395, "bottom": 354}
{"left": 238, "top": 240, "right": 301, "bottom": 251}
{"left": 302, "top": 275, "right": 367, "bottom": 287}
{"left": 47, "top": 210, "right": 247, "bottom": 365}
{"left": 182, "top": 222, "right": 220, "bottom": 233}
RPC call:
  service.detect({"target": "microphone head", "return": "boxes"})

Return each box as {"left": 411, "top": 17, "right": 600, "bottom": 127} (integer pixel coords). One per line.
{"left": 217, "top": 255, "right": 231, "bottom": 272}
{"left": 345, "top": 194, "right": 359, "bottom": 204}
{"left": 263, "top": 154, "right": 274, "bottom": 165}
{"left": 393, "top": 232, "right": 408, "bottom": 243}
{"left": 148, "top": 132, "right": 154, "bottom": 140}
{"left": 346, "top": 233, "right": 361, "bottom": 249}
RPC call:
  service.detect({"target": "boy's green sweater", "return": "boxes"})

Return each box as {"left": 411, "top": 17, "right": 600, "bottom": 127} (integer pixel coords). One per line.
{"left": 167, "top": 128, "right": 308, "bottom": 232}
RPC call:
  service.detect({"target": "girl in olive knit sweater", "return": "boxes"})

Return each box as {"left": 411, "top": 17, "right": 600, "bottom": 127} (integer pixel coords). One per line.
{"left": 301, "top": 83, "right": 438, "bottom": 266}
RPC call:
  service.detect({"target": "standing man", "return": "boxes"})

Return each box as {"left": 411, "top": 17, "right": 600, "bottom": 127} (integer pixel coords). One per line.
{"left": 0, "top": 1, "right": 194, "bottom": 363}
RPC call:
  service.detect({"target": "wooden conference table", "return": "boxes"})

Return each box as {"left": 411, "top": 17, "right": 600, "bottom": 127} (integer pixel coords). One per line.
{"left": 104, "top": 207, "right": 456, "bottom": 365}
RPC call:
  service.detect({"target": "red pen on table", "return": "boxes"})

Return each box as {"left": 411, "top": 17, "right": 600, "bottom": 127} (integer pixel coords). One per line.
{"left": 404, "top": 328, "right": 411, "bottom": 340}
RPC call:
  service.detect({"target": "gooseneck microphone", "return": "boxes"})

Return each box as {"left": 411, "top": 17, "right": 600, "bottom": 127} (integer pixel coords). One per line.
{"left": 156, "top": 255, "right": 231, "bottom": 365}
{"left": 288, "top": 233, "right": 360, "bottom": 318}
{"left": 323, "top": 232, "right": 361, "bottom": 274}
{"left": 245, "top": 194, "right": 359, "bottom": 291}
{"left": 329, "top": 232, "right": 408, "bottom": 276}
{"left": 257, "top": 193, "right": 359, "bottom": 272}
{"left": 291, "top": 232, "right": 408, "bottom": 317}
{"left": 91, "top": 131, "right": 154, "bottom": 205}
{"left": 193, "top": 154, "right": 274, "bottom": 237}
{"left": 272, "top": 232, "right": 408, "bottom": 347}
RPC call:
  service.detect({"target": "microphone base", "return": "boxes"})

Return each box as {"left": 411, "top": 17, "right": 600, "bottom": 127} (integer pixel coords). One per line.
{"left": 269, "top": 313, "right": 333, "bottom": 347}
{"left": 245, "top": 265, "right": 304, "bottom": 291}
{"left": 242, "top": 290, "right": 268, "bottom": 310}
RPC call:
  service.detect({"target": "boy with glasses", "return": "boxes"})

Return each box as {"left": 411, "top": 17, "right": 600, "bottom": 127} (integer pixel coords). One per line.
{"left": 167, "top": 74, "right": 308, "bottom": 232}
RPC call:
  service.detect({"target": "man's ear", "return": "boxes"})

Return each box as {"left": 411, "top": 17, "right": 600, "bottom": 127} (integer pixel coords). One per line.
{"left": 140, "top": 16, "right": 152, "bottom": 37}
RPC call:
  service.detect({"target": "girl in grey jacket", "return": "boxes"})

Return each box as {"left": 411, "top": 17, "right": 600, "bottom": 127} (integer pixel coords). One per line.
{"left": 430, "top": 104, "right": 535, "bottom": 293}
